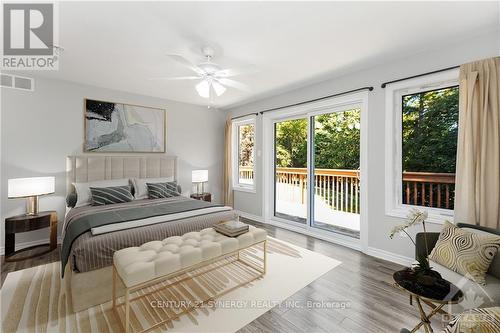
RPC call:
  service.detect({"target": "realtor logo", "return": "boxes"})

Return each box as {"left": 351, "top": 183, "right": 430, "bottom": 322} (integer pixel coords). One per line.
{"left": 3, "top": 3, "right": 53, "bottom": 55}
{"left": 2, "top": 3, "right": 58, "bottom": 70}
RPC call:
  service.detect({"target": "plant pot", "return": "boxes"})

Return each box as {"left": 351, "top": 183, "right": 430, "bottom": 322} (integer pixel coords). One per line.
{"left": 416, "top": 274, "right": 438, "bottom": 286}
{"left": 413, "top": 269, "right": 442, "bottom": 286}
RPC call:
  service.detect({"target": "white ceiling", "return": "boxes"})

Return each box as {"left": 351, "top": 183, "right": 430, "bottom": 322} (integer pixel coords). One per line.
{"left": 26, "top": 1, "right": 499, "bottom": 108}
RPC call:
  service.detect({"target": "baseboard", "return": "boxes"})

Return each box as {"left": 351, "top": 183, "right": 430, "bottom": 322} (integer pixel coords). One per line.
{"left": 0, "top": 237, "right": 62, "bottom": 256}
{"left": 236, "top": 210, "right": 414, "bottom": 266}
{"left": 236, "top": 210, "right": 266, "bottom": 223}
{"left": 366, "top": 246, "right": 414, "bottom": 267}
{"left": 235, "top": 210, "right": 362, "bottom": 252}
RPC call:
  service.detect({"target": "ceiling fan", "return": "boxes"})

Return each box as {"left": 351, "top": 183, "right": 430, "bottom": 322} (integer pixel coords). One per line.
{"left": 150, "top": 46, "right": 252, "bottom": 101}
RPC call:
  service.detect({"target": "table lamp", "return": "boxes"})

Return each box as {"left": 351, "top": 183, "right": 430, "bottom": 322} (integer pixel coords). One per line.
{"left": 192, "top": 170, "right": 208, "bottom": 194}
{"left": 8, "top": 177, "right": 55, "bottom": 215}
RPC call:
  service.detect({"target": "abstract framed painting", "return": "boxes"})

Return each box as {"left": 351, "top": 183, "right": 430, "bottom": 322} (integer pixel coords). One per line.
{"left": 84, "top": 98, "right": 166, "bottom": 153}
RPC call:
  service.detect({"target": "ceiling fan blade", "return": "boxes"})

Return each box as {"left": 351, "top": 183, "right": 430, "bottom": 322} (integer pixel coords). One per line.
{"left": 215, "top": 65, "right": 258, "bottom": 78}
{"left": 209, "top": 82, "right": 214, "bottom": 103}
{"left": 217, "top": 78, "right": 250, "bottom": 91}
{"left": 148, "top": 76, "right": 200, "bottom": 81}
{"left": 166, "top": 54, "right": 204, "bottom": 75}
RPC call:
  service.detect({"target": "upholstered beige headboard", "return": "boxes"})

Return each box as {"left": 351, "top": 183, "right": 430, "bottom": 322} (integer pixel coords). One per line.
{"left": 66, "top": 155, "right": 178, "bottom": 194}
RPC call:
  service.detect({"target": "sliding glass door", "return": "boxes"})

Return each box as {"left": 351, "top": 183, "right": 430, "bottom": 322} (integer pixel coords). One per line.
{"left": 274, "top": 118, "right": 308, "bottom": 224}
{"left": 312, "top": 109, "right": 360, "bottom": 237}
{"left": 272, "top": 107, "right": 361, "bottom": 238}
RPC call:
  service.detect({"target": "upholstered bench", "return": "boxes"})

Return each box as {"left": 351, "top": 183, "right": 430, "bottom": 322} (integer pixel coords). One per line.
{"left": 112, "top": 226, "right": 267, "bottom": 333}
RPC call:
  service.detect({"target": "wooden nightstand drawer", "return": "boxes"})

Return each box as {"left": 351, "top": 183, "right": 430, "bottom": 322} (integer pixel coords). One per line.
{"left": 4, "top": 211, "right": 57, "bottom": 262}
{"left": 5, "top": 213, "right": 52, "bottom": 233}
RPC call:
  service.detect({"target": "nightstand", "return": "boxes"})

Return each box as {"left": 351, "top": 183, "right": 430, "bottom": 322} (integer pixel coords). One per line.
{"left": 4, "top": 211, "right": 58, "bottom": 262}
{"left": 190, "top": 193, "right": 212, "bottom": 202}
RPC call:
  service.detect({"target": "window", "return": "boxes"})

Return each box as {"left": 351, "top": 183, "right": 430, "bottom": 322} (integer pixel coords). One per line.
{"left": 385, "top": 69, "right": 459, "bottom": 222}
{"left": 402, "top": 86, "right": 458, "bottom": 210}
{"left": 232, "top": 118, "right": 256, "bottom": 191}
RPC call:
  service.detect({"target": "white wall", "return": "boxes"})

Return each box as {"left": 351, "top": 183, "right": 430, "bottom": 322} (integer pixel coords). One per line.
{"left": 226, "top": 30, "right": 499, "bottom": 261}
{"left": 1, "top": 76, "right": 225, "bottom": 250}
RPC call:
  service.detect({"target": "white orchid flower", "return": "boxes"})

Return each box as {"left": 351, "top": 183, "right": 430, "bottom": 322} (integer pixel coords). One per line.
{"left": 406, "top": 208, "right": 428, "bottom": 226}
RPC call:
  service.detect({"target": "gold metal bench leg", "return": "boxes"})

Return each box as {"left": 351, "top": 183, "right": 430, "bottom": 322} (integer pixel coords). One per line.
{"left": 125, "top": 288, "right": 130, "bottom": 333}
{"left": 112, "top": 266, "right": 116, "bottom": 309}
{"left": 263, "top": 240, "right": 267, "bottom": 275}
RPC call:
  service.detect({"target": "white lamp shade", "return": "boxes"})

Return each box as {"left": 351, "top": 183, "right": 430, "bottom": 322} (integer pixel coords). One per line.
{"left": 8, "top": 177, "right": 55, "bottom": 198}
{"left": 212, "top": 81, "right": 226, "bottom": 96}
{"left": 195, "top": 80, "right": 210, "bottom": 98}
{"left": 192, "top": 170, "right": 208, "bottom": 183}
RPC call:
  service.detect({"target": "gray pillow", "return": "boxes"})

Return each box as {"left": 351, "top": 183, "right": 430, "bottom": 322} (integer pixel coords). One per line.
{"left": 66, "top": 193, "right": 77, "bottom": 208}
{"left": 147, "top": 182, "right": 180, "bottom": 199}
{"left": 89, "top": 185, "right": 134, "bottom": 206}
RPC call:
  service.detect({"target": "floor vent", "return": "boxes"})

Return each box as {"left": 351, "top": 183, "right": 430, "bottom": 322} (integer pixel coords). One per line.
{"left": 0, "top": 74, "right": 35, "bottom": 91}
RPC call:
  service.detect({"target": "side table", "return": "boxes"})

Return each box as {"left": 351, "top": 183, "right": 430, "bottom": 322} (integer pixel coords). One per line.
{"left": 4, "top": 211, "right": 58, "bottom": 262}
{"left": 393, "top": 268, "right": 463, "bottom": 333}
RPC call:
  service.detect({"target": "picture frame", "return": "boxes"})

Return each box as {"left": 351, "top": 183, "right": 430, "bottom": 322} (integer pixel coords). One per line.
{"left": 84, "top": 98, "right": 166, "bottom": 153}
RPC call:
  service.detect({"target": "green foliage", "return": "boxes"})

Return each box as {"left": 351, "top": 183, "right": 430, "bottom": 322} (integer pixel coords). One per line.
{"left": 402, "top": 86, "right": 459, "bottom": 173}
{"left": 273, "top": 87, "right": 458, "bottom": 172}
{"left": 314, "top": 110, "right": 360, "bottom": 169}
{"left": 274, "top": 110, "right": 360, "bottom": 169}
{"left": 238, "top": 124, "right": 255, "bottom": 166}
{"left": 275, "top": 119, "right": 308, "bottom": 167}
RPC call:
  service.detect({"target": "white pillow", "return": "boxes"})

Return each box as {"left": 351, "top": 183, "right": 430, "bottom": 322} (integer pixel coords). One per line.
{"left": 132, "top": 177, "right": 174, "bottom": 200}
{"left": 73, "top": 178, "right": 130, "bottom": 207}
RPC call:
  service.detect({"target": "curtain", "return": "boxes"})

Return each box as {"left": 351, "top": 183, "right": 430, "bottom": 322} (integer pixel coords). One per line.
{"left": 223, "top": 118, "right": 234, "bottom": 207}
{"left": 454, "top": 57, "right": 500, "bottom": 229}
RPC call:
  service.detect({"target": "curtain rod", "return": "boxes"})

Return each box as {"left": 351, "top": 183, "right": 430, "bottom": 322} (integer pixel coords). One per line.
{"left": 258, "top": 86, "right": 374, "bottom": 115}
{"left": 231, "top": 112, "right": 259, "bottom": 121}
{"left": 381, "top": 65, "right": 460, "bottom": 88}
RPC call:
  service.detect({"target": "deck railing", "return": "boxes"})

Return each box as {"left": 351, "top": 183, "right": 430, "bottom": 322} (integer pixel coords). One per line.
{"left": 238, "top": 167, "right": 455, "bottom": 212}
{"left": 402, "top": 172, "right": 455, "bottom": 209}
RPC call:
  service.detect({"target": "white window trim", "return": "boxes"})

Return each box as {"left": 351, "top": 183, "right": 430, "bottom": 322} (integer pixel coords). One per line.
{"left": 232, "top": 117, "right": 256, "bottom": 192}
{"left": 384, "top": 69, "right": 459, "bottom": 224}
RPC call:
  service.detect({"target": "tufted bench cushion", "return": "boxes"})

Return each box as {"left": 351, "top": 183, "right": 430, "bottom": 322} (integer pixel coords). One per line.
{"left": 114, "top": 226, "right": 267, "bottom": 287}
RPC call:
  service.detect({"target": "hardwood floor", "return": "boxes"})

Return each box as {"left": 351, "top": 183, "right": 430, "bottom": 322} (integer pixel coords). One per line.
{"left": 1, "top": 244, "right": 60, "bottom": 286}
{"left": 1, "top": 221, "right": 449, "bottom": 333}
{"left": 237, "top": 220, "right": 447, "bottom": 333}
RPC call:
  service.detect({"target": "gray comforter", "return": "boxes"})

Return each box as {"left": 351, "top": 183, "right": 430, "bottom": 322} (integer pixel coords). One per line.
{"left": 62, "top": 197, "right": 235, "bottom": 276}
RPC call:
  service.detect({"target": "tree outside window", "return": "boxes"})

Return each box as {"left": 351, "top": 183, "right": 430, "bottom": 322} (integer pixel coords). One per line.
{"left": 237, "top": 124, "right": 255, "bottom": 186}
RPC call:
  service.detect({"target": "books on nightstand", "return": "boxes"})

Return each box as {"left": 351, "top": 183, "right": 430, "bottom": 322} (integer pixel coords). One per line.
{"left": 214, "top": 220, "right": 249, "bottom": 237}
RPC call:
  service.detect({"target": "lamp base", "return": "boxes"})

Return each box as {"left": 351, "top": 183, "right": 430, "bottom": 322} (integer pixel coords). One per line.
{"left": 26, "top": 196, "right": 39, "bottom": 215}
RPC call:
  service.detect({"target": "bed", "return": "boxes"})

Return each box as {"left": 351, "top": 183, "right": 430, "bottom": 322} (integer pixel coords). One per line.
{"left": 62, "top": 155, "right": 236, "bottom": 312}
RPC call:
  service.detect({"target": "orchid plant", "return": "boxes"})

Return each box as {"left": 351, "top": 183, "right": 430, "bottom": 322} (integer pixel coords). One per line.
{"left": 390, "top": 208, "right": 433, "bottom": 275}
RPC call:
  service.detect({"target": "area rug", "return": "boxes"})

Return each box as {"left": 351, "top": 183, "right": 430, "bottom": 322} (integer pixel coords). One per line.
{"left": 1, "top": 237, "right": 340, "bottom": 333}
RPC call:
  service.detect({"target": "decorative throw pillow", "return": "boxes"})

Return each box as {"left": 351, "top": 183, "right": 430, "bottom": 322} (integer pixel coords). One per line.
{"left": 146, "top": 182, "right": 180, "bottom": 199}
{"left": 66, "top": 193, "right": 78, "bottom": 208}
{"left": 429, "top": 221, "right": 500, "bottom": 285}
{"left": 89, "top": 185, "right": 134, "bottom": 206}
{"left": 444, "top": 307, "right": 500, "bottom": 333}
{"left": 132, "top": 177, "right": 174, "bottom": 200}
{"left": 73, "top": 178, "right": 130, "bottom": 207}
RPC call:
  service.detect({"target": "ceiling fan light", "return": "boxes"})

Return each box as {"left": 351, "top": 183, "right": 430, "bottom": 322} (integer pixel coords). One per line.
{"left": 198, "top": 62, "right": 220, "bottom": 74}
{"left": 212, "top": 81, "right": 227, "bottom": 96}
{"left": 195, "top": 80, "right": 210, "bottom": 98}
